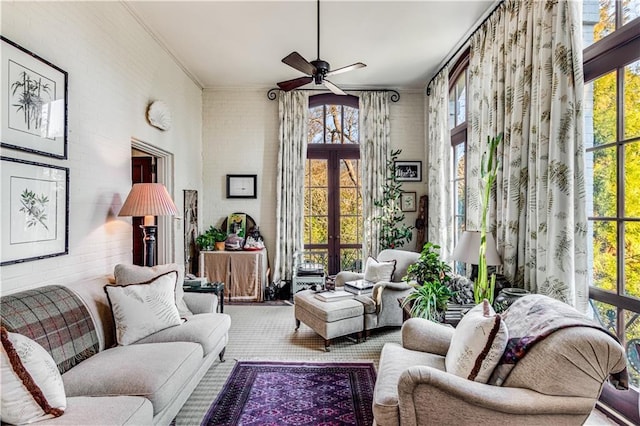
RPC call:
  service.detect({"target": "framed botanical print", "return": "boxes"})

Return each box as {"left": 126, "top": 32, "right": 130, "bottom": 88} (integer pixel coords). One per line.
{"left": 1, "top": 157, "right": 69, "bottom": 265}
{"left": 400, "top": 191, "right": 417, "bottom": 212}
{"left": 1, "top": 36, "right": 68, "bottom": 159}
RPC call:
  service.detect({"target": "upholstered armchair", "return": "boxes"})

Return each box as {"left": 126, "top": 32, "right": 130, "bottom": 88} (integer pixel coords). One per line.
{"left": 335, "top": 249, "right": 420, "bottom": 332}
{"left": 373, "top": 295, "right": 628, "bottom": 425}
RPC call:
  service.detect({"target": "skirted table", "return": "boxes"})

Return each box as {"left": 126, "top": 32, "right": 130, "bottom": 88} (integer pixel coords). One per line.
{"left": 199, "top": 249, "right": 268, "bottom": 302}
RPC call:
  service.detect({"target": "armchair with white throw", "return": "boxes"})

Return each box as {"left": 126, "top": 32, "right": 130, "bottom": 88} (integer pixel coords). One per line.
{"left": 335, "top": 249, "right": 420, "bottom": 332}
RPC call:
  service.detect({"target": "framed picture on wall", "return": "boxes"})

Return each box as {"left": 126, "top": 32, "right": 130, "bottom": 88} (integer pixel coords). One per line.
{"left": 1, "top": 37, "right": 68, "bottom": 159}
{"left": 400, "top": 191, "right": 417, "bottom": 212}
{"left": 226, "top": 174, "right": 257, "bottom": 199}
{"left": 1, "top": 156, "right": 69, "bottom": 265}
{"left": 394, "top": 161, "right": 422, "bottom": 182}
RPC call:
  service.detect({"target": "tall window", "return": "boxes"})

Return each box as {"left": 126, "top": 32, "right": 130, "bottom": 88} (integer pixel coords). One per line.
{"left": 304, "top": 94, "right": 362, "bottom": 274}
{"left": 583, "top": 0, "right": 640, "bottom": 420}
{"left": 449, "top": 54, "right": 469, "bottom": 274}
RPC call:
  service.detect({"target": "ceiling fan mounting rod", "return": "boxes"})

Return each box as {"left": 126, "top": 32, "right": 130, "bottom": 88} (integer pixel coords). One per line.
{"left": 316, "top": 0, "right": 320, "bottom": 60}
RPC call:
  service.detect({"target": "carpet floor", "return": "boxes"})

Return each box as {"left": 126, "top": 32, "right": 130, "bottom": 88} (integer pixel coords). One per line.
{"left": 174, "top": 304, "right": 401, "bottom": 425}
{"left": 201, "top": 361, "right": 376, "bottom": 425}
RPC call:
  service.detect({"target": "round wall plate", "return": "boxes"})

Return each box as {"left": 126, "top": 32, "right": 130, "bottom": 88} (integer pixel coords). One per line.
{"left": 147, "top": 101, "right": 172, "bottom": 131}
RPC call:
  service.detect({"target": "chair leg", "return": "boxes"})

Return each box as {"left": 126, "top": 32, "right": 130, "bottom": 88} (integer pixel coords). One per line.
{"left": 219, "top": 347, "right": 226, "bottom": 362}
{"left": 295, "top": 319, "right": 301, "bottom": 330}
{"left": 324, "top": 339, "right": 331, "bottom": 352}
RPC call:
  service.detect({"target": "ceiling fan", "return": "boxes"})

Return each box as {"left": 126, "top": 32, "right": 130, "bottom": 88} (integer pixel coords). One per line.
{"left": 277, "top": 0, "right": 366, "bottom": 95}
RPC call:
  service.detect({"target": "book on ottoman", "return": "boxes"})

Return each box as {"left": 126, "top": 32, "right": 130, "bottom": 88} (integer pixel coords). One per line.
{"left": 344, "top": 284, "right": 373, "bottom": 296}
{"left": 345, "top": 279, "right": 375, "bottom": 290}
{"left": 314, "top": 290, "right": 354, "bottom": 302}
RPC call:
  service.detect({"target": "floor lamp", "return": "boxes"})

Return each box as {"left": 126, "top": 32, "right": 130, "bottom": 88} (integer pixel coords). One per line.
{"left": 119, "top": 183, "right": 178, "bottom": 267}
{"left": 450, "top": 230, "right": 501, "bottom": 281}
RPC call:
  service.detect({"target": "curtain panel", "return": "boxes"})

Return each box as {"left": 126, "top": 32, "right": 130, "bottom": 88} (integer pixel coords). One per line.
{"left": 359, "top": 91, "right": 391, "bottom": 260}
{"left": 426, "top": 67, "right": 453, "bottom": 260}
{"left": 273, "top": 91, "right": 309, "bottom": 284}
{"left": 468, "top": 0, "right": 588, "bottom": 311}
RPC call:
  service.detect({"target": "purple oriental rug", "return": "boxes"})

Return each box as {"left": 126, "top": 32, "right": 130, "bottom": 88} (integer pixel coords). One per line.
{"left": 202, "top": 361, "right": 376, "bottom": 426}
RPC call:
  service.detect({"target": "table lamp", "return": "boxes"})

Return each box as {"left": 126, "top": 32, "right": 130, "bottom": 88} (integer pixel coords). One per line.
{"left": 450, "top": 230, "right": 501, "bottom": 280}
{"left": 118, "top": 183, "right": 178, "bottom": 267}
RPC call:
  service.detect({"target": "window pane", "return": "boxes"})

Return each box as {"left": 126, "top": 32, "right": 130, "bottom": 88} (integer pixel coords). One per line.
{"left": 584, "top": 0, "right": 615, "bottom": 46}
{"left": 309, "top": 188, "right": 328, "bottom": 215}
{"left": 340, "top": 248, "right": 362, "bottom": 272}
{"left": 592, "top": 300, "right": 618, "bottom": 334}
{"left": 340, "top": 187, "right": 358, "bottom": 214}
{"left": 456, "top": 180, "right": 466, "bottom": 216}
{"left": 325, "top": 105, "right": 341, "bottom": 144}
{"left": 455, "top": 143, "right": 465, "bottom": 179}
{"left": 456, "top": 77, "right": 466, "bottom": 125}
{"left": 592, "top": 220, "right": 617, "bottom": 292}
{"left": 339, "top": 159, "right": 359, "bottom": 186}
{"left": 309, "top": 216, "right": 328, "bottom": 244}
{"left": 623, "top": 0, "right": 640, "bottom": 25}
{"left": 624, "top": 61, "right": 640, "bottom": 140}
{"left": 308, "top": 106, "right": 324, "bottom": 144}
{"left": 587, "top": 146, "right": 617, "bottom": 217}
{"left": 625, "top": 142, "right": 640, "bottom": 217}
{"left": 586, "top": 71, "right": 617, "bottom": 148}
{"left": 625, "top": 310, "right": 640, "bottom": 387}
{"left": 340, "top": 216, "right": 358, "bottom": 244}
{"left": 625, "top": 221, "right": 640, "bottom": 299}
{"left": 309, "top": 159, "right": 327, "bottom": 186}
{"left": 344, "top": 106, "right": 359, "bottom": 144}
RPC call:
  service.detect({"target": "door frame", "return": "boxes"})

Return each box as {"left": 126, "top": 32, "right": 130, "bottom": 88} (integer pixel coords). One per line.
{"left": 131, "top": 138, "right": 175, "bottom": 265}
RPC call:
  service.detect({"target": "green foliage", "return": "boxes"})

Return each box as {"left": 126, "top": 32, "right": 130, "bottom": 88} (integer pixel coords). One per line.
{"left": 19, "top": 189, "right": 49, "bottom": 230}
{"left": 402, "top": 243, "right": 453, "bottom": 322}
{"left": 476, "top": 134, "right": 502, "bottom": 304}
{"left": 373, "top": 149, "right": 414, "bottom": 251}
{"left": 196, "top": 226, "right": 227, "bottom": 249}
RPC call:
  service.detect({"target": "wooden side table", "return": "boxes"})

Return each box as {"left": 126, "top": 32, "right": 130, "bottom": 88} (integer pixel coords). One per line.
{"left": 183, "top": 282, "right": 225, "bottom": 313}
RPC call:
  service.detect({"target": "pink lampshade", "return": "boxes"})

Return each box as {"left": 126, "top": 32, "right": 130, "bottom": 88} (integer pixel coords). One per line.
{"left": 450, "top": 230, "right": 501, "bottom": 266}
{"left": 118, "top": 183, "right": 178, "bottom": 220}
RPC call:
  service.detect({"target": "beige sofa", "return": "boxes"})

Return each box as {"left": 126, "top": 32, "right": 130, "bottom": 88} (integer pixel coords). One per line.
{"left": 1, "top": 275, "right": 231, "bottom": 425}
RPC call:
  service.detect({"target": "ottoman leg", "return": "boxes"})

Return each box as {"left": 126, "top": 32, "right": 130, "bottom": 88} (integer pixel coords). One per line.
{"left": 324, "top": 339, "right": 331, "bottom": 352}
{"left": 295, "top": 319, "right": 301, "bottom": 330}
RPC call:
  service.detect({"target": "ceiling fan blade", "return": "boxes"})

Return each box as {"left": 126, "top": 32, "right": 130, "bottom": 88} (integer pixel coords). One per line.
{"left": 326, "top": 62, "right": 366, "bottom": 77}
{"left": 277, "top": 76, "right": 313, "bottom": 92}
{"left": 282, "top": 52, "right": 317, "bottom": 76}
{"left": 323, "top": 79, "right": 346, "bottom": 96}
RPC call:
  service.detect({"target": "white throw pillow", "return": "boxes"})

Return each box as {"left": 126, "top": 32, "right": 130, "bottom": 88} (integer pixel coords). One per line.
{"left": 1, "top": 327, "right": 66, "bottom": 424}
{"left": 363, "top": 257, "right": 397, "bottom": 283}
{"left": 105, "top": 271, "right": 183, "bottom": 345}
{"left": 445, "top": 300, "right": 508, "bottom": 383}
{"left": 114, "top": 263, "right": 192, "bottom": 317}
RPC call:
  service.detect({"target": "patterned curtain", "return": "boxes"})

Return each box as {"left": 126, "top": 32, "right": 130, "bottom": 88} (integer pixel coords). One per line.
{"left": 273, "top": 91, "right": 309, "bottom": 284}
{"left": 426, "top": 67, "right": 453, "bottom": 260}
{"left": 359, "top": 91, "right": 390, "bottom": 260}
{"left": 467, "top": 0, "right": 588, "bottom": 311}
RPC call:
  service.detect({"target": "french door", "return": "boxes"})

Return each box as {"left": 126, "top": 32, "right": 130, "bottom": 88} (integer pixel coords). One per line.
{"left": 304, "top": 145, "right": 362, "bottom": 275}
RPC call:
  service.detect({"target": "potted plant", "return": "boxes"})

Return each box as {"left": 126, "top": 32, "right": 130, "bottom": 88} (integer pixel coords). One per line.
{"left": 196, "top": 226, "right": 227, "bottom": 251}
{"left": 402, "top": 242, "right": 454, "bottom": 322}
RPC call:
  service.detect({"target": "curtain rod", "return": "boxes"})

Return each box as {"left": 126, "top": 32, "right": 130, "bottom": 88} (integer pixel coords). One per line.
{"left": 267, "top": 88, "right": 400, "bottom": 102}
{"left": 426, "top": 0, "right": 504, "bottom": 95}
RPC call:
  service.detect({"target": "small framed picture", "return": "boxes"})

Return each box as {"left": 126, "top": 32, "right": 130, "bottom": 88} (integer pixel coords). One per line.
{"left": 394, "top": 161, "right": 422, "bottom": 182}
{"left": 226, "top": 174, "right": 257, "bottom": 199}
{"left": 1, "top": 156, "right": 69, "bottom": 265}
{"left": 400, "top": 192, "right": 417, "bottom": 212}
{"left": 1, "top": 37, "right": 68, "bottom": 159}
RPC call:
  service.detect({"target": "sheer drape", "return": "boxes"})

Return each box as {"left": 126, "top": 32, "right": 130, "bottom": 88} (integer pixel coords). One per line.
{"left": 467, "top": 0, "right": 587, "bottom": 311}
{"left": 273, "top": 91, "right": 309, "bottom": 284}
{"left": 426, "top": 68, "right": 453, "bottom": 260}
{"left": 359, "top": 91, "right": 391, "bottom": 260}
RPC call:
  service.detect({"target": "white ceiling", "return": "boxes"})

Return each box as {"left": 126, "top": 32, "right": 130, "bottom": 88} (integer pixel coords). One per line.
{"left": 125, "top": 0, "right": 496, "bottom": 91}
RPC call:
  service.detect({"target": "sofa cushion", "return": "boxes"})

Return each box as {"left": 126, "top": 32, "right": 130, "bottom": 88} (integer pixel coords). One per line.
{"left": 104, "top": 271, "right": 183, "bottom": 345}
{"left": 114, "top": 263, "right": 192, "bottom": 317}
{"left": 1, "top": 327, "right": 66, "bottom": 424}
{"left": 445, "top": 300, "right": 508, "bottom": 383}
{"left": 136, "top": 313, "right": 231, "bottom": 356}
{"left": 373, "top": 342, "right": 445, "bottom": 425}
{"left": 0, "top": 285, "right": 99, "bottom": 374}
{"left": 364, "top": 256, "right": 397, "bottom": 283}
{"left": 35, "top": 396, "right": 152, "bottom": 426}
{"left": 62, "top": 342, "right": 202, "bottom": 415}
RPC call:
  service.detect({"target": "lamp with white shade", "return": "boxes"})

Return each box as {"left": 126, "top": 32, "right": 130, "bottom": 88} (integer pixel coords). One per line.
{"left": 118, "top": 183, "right": 178, "bottom": 267}
{"left": 450, "top": 230, "right": 501, "bottom": 281}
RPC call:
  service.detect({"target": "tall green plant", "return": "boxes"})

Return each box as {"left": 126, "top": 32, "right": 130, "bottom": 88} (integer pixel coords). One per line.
{"left": 475, "top": 134, "right": 502, "bottom": 304}
{"left": 374, "top": 149, "right": 414, "bottom": 251}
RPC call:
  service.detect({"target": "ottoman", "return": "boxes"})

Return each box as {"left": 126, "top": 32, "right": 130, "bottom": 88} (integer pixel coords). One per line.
{"left": 294, "top": 290, "right": 364, "bottom": 351}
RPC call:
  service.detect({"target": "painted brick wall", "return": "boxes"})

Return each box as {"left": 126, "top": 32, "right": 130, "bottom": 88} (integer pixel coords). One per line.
{"left": 1, "top": 2, "right": 203, "bottom": 293}
{"left": 201, "top": 89, "right": 426, "bottom": 269}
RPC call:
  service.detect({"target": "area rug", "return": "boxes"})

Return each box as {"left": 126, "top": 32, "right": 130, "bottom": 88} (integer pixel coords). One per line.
{"left": 201, "top": 361, "right": 376, "bottom": 425}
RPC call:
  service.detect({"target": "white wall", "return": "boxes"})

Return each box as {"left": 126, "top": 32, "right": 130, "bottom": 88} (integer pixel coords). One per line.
{"left": 201, "top": 89, "right": 426, "bottom": 268}
{"left": 1, "top": 2, "right": 203, "bottom": 293}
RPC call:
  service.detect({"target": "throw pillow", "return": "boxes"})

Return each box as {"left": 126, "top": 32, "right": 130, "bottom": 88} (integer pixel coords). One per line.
{"left": 1, "top": 326, "right": 66, "bottom": 424}
{"left": 105, "top": 271, "right": 183, "bottom": 345}
{"left": 445, "top": 300, "right": 508, "bottom": 383}
{"left": 363, "top": 257, "right": 396, "bottom": 283}
{"left": 114, "top": 263, "right": 192, "bottom": 317}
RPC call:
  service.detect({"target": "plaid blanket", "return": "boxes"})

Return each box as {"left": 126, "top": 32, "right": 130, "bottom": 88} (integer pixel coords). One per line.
{"left": 1, "top": 285, "right": 99, "bottom": 374}
{"left": 489, "top": 294, "right": 629, "bottom": 390}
